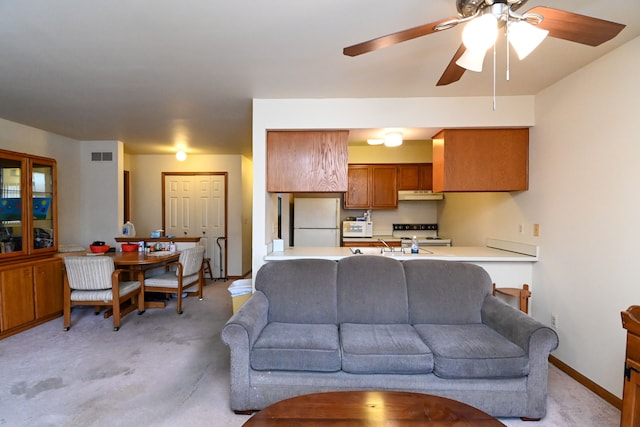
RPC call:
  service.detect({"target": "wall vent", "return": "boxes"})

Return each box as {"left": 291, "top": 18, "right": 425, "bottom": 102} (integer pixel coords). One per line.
{"left": 91, "top": 152, "right": 114, "bottom": 161}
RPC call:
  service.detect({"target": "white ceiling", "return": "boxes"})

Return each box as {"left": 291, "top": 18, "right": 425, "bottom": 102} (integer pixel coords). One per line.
{"left": 0, "top": 1, "right": 638, "bottom": 156}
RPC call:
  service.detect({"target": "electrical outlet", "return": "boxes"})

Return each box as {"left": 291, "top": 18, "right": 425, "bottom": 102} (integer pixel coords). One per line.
{"left": 518, "top": 224, "right": 524, "bottom": 235}
{"left": 551, "top": 313, "right": 558, "bottom": 329}
{"left": 533, "top": 224, "right": 540, "bottom": 237}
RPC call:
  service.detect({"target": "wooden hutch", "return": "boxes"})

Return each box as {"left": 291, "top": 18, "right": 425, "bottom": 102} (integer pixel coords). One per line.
{"left": 0, "top": 149, "right": 61, "bottom": 339}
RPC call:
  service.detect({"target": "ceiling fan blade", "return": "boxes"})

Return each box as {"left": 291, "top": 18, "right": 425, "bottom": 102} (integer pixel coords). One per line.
{"left": 527, "top": 6, "right": 626, "bottom": 47}
{"left": 343, "top": 17, "right": 459, "bottom": 57}
{"left": 436, "top": 44, "right": 467, "bottom": 86}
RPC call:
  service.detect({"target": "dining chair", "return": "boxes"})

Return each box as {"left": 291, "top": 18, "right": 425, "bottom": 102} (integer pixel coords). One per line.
{"left": 144, "top": 246, "right": 205, "bottom": 314}
{"left": 492, "top": 283, "right": 531, "bottom": 314}
{"left": 63, "top": 255, "right": 145, "bottom": 331}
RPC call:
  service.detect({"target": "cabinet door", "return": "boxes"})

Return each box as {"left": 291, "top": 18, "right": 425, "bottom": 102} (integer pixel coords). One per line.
{"left": 267, "top": 131, "right": 349, "bottom": 192}
{"left": 344, "top": 165, "right": 370, "bottom": 209}
{"left": 397, "top": 165, "right": 420, "bottom": 190}
{"left": 370, "top": 166, "right": 397, "bottom": 208}
{"left": 432, "top": 128, "right": 528, "bottom": 192}
{"left": 0, "top": 152, "right": 27, "bottom": 259}
{"left": 0, "top": 266, "right": 35, "bottom": 331}
{"left": 419, "top": 164, "right": 433, "bottom": 190}
{"left": 397, "top": 164, "right": 433, "bottom": 191}
{"left": 30, "top": 159, "right": 57, "bottom": 255}
{"left": 34, "top": 258, "right": 63, "bottom": 319}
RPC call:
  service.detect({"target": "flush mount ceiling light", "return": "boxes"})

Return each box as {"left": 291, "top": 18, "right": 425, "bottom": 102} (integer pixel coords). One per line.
{"left": 367, "top": 138, "right": 385, "bottom": 145}
{"left": 176, "top": 151, "right": 187, "bottom": 161}
{"left": 384, "top": 131, "right": 403, "bottom": 147}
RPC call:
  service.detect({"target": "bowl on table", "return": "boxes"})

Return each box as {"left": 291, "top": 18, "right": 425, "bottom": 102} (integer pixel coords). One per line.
{"left": 121, "top": 243, "right": 139, "bottom": 252}
{"left": 89, "top": 244, "right": 110, "bottom": 254}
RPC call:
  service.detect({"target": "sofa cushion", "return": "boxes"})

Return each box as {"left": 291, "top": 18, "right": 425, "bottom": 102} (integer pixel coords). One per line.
{"left": 255, "top": 259, "right": 338, "bottom": 324}
{"left": 340, "top": 323, "right": 434, "bottom": 374}
{"left": 251, "top": 322, "right": 341, "bottom": 372}
{"left": 414, "top": 323, "right": 529, "bottom": 379}
{"left": 337, "top": 256, "right": 408, "bottom": 324}
{"left": 404, "top": 260, "right": 492, "bottom": 324}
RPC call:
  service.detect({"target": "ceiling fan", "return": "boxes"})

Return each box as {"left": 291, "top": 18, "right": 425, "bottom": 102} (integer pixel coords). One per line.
{"left": 343, "top": 0, "right": 626, "bottom": 86}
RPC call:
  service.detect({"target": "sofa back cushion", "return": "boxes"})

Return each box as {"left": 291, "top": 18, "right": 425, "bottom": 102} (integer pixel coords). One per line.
{"left": 337, "top": 256, "right": 408, "bottom": 324}
{"left": 255, "top": 259, "right": 338, "bottom": 324}
{"left": 404, "top": 260, "right": 492, "bottom": 324}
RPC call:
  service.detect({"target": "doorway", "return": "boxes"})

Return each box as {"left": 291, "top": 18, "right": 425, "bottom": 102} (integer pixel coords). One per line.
{"left": 162, "top": 172, "right": 228, "bottom": 279}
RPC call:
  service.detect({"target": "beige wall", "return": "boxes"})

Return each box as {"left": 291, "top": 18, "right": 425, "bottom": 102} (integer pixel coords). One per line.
{"left": 128, "top": 153, "right": 251, "bottom": 277}
{"left": 348, "top": 140, "right": 432, "bottom": 163}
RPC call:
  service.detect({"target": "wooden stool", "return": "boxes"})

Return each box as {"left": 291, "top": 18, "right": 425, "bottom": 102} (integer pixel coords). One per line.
{"left": 202, "top": 257, "right": 214, "bottom": 280}
{"left": 493, "top": 283, "right": 531, "bottom": 314}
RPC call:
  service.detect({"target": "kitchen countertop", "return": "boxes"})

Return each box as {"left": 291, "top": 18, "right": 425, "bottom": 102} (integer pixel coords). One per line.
{"left": 265, "top": 239, "right": 538, "bottom": 262}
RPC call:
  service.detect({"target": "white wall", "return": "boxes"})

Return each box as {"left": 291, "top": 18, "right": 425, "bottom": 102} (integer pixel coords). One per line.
{"left": 437, "top": 36, "right": 640, "bottom": 398}
{"left": 252, "top": 96, "right": 535, "bottom": 274}
{"left": 128, "top": 153, "right": 251, "bottom": 277}
{"left": 78, "top": 140, "right": 124, "bottom": 248}
{"left": 529, "top": 36, "right": 640, "bottom": 397}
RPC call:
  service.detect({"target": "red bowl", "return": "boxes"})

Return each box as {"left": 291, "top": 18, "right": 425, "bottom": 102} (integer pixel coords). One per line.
{"left": 89, "top": 244, "right": 110, "bottom": 253}
{"left": 121, "top": 243, "right": 138, "bottom": 252}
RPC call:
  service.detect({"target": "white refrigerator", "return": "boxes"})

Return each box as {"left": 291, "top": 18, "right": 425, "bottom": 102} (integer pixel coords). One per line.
{"left": 293, "top": 198, "right": 341, "bottom": 247}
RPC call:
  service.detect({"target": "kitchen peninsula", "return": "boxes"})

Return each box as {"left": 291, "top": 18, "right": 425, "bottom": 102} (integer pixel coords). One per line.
{"left": 265, "top": 239, "right": 538, "bottom": 299}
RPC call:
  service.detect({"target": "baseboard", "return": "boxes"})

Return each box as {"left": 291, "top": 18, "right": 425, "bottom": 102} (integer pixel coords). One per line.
{"left": 549, "top": 355, "right": 622, "bottom": 410}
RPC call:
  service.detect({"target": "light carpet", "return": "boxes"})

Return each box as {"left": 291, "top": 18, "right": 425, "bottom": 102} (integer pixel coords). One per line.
{"left": 0, "top": 279, "right": 621, "bottom": 426}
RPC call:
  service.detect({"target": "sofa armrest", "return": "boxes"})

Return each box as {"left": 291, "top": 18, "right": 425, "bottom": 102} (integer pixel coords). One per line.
{"left": 220, "top": 290, "right": 269, "bottom": 411}
{"left": 222, "top": 290, "right": 269, "bottom": 349}
{"left": 481, "top": 296, "right": 559, "bottom": 355}
{"left": 482, "top": 296, "right": 559, "bottom": 418}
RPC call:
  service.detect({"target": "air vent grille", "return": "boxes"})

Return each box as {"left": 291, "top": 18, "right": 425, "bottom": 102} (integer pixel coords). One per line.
{"left": 91, "top": 152, "right": 114, "bottom": 161}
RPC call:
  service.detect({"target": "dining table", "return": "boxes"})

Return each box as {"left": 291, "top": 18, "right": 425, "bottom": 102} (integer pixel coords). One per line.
{"left": 109, "top": 250, "right": 181, "bottom": 309}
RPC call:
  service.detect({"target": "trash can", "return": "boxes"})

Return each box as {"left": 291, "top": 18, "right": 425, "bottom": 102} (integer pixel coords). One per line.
{"left": 228, "top": 279, "right": 252, "bottom": 314}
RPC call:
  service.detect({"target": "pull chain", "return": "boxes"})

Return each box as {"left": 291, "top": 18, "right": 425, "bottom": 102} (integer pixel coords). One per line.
{"left": 492, "top": 43, "right": 497, "bottom": 111}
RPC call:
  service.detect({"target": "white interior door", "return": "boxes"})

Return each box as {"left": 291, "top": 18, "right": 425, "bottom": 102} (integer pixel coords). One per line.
{"left": 195, "top": 175, "right": 226, "bottom": 278}
{"left": 165, "top": 175, "right": 194, "bottom": 237}
{"left": 164, "top": 174, "right": 227, "bottom": 278}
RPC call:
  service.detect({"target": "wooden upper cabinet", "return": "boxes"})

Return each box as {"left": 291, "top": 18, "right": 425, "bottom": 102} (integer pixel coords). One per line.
{"left": 344, "top": 165, "right": 370, "bottom": 208}
{"left": 267, "top": 130, "right": 349, "bottom": 192}
{"left": 397, "top": 164, "right": 433, "bottom": 191}
{"left": 371, "top": 165, "right": 397, "bottom": 208}
{"left": 432, "top": 128, "right": 529, "bottom": 192}
{"left": 344, "top": 165, "right": 397, "bottom": 209}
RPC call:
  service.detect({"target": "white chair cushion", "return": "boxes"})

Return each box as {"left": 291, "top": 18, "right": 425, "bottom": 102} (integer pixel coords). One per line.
{"left": 70, "top": 281, "right": 141, "bottom": 302}
{"left": 145, "top": 272, "right": 200, "bottom": 289}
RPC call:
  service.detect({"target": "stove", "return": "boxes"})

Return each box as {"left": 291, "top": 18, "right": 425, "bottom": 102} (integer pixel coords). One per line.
{"left": 392, "top": 224, "right": 452, "bottom": 247}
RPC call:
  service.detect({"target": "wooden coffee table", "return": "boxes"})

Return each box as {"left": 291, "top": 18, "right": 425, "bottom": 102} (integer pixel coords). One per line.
{"left": 243, "top": 390, "right": 506, "bottom": 426}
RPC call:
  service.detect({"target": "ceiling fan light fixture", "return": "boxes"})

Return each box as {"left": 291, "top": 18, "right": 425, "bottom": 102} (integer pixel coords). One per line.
{"left": 456, "top": 48, "right": 487, "bottom": 72}
{"left": 367, "top": 138, "right": 385, "bottom": 145}
{"left": 508, "top": 20, "right": 549, "bottom": 60}
{"left": 384, "top": 131, "right": 403, "bottom": 147}
{"left": 461, "top": 13, "right": 498, "bottom": 53}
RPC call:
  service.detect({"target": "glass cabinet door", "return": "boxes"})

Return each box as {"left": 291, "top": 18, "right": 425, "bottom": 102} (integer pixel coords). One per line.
{"left": 30, "top": 160, "right": 56, "bottom": 253}
{"left": 0, "top": 154, "right": 27, "bottom": 256}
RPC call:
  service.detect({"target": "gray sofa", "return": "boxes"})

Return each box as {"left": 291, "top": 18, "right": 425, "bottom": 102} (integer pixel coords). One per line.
{"left": 221, "top": 256, "right": 559, "bottom": 419}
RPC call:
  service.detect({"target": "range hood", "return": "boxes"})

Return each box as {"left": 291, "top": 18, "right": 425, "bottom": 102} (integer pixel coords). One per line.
{"left": 397, "top": 190, "right": 444, "bottom": 201}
